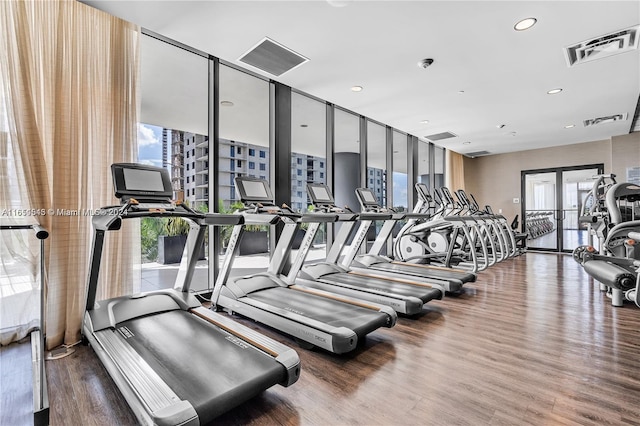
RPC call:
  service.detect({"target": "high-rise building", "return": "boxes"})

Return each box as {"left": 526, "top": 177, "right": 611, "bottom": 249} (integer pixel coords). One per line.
{"left": 367, "top": 167, "right": 387, "bottom": 205}
{"left": 290, "top": 153, "right": 326, "bottom": 212}
{"left": 169, "top": 130, "right": 185, "bottom": 201}
{"left": 217, "top": 139, "right": 270, "bottom": 210}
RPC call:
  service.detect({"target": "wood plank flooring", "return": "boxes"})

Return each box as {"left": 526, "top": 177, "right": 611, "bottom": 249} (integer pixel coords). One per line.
{"left": 3, "top": 252, "right": 640, "bottom": 425}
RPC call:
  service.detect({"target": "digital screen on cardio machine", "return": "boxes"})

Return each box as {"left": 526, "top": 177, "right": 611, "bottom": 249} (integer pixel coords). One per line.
{"left": 308, "top": 185, "right": 333, "bottom": 203}
{"left": 235, "top": 177, "right": 272, "bottom": 202}
{"left": 123, "top": 168, "right": 165, "bottom": 192}
{"left": 112, "top": 163, "right": 173, "bottom": 199}
{"left": 360, "top": 189, "right": 378, "bottom": 205}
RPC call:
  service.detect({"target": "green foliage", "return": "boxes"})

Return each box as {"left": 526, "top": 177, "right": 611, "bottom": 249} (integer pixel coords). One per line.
{"left": 140, "top": 217, "right": 164, "bottom": 262}
{"left": 164, "top": 217, "right": 191, "bottom": 237}
{"left": 217, "top": 199, "right": 268, "bottom": 251}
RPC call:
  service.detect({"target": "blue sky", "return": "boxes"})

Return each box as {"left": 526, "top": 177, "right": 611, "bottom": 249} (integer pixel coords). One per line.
{"left": 393, "top": 172, "right": 407, "bottom": 208}
{"left": 137, "top": 123, "right": 163, "bottom": 167}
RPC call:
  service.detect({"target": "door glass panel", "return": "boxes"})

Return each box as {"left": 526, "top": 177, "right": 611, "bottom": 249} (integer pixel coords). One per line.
{"left": 524, "top": 172, "right": 557, "bottom": 250}
{"left": 562, "top": 168, "right": 600, "bottom": 252}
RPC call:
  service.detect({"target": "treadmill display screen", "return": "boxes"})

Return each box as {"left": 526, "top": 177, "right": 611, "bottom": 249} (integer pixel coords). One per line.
{"left": 361, "top": 190, "right": 377, "bottom": 204}
{"left": 235, "top": 177, "right": 273, "bottom": 203}
{"left": 242, "top": 180, "right": 269, "bottom": 199}
{"left": 112, "top": 163, "right": 173, "bottom": 200}
{"left": 310, "top": 186, "right": 332, "bottom": 203}
{"left": 123, "top": 168, "right": 165, "bottom": 192}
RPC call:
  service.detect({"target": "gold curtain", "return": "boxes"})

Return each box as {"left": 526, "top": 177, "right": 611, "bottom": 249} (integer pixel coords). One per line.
{"left": 446, "top": 150, "right": 466, "bottom": 192}
{"left": 0, "top": 0, "right": 141, "bottom": 349}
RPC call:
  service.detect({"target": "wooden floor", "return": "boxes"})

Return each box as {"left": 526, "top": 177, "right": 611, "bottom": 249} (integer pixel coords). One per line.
{"left": 3, "top": 252, "right": 640, "bottom": 425}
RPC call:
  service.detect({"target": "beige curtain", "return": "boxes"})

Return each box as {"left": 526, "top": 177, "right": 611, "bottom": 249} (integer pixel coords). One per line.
{"left": 446, "top": 149, "right": 466, "bottom": 192}
{"left": 0, "top": 0, "right": 141, "bottom": 349}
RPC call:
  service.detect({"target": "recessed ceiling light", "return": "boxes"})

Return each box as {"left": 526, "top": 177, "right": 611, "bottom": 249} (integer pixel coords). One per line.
{"left": 514, "top": 17, "right": 537, "bottom": 31}
{"left": 463, "top": 141, "right": 471, "bottom": 145}
{"left": 547, "top": 88, "right": 563, "bottom": 94}
{"left": 220, "top": 100, "right": 234, "bottom": 106}
{"left": 420, "top": 120, "right": 430, "bottom": 124}
{"left": 351, "top": 86, "right": 363, "bottom": 92}
{"left": 565, "top": 124, "right": 575, "bottom": 129}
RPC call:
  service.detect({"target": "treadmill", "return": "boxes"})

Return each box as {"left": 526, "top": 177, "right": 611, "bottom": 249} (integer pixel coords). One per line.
{"left": 286, "top": 183, "right": 443, "bottom": 315}
{"left": 83, "top": 163, "right": 300, "bottom": 426}
{"left": 212, "top": 176, "right": 396, "bottom": 354}
{"left": 342, "top": 186, "right": 476, "bottom": 292}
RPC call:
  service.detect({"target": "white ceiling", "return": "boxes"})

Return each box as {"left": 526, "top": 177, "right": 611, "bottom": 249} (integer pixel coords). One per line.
{"left": 85, "top": 0, "right": 640, "bottom": 157}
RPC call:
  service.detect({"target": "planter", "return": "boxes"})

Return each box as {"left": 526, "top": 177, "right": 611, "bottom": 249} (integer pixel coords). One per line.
{"left": 238, "top": 230, "right": 268, "bottom": 255}
{"left": 158, "top": 235, "right": 205, "bottom": 265}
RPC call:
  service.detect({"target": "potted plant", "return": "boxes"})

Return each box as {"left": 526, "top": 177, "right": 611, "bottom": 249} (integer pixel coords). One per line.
{"left": 219, "top": 200, "right": 269, "bottom": 255}
{"left": 157, "top": 205, "right": 207, "bottom": 265}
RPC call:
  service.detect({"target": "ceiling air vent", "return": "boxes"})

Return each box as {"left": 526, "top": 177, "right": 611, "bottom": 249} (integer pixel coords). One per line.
{"left": 239, "top": 37, "right": 309, "bottom": 77}
{"left": 583, "top": 113, "right": 628, "bottom": 127}
{"left": 425, "top": 131, "right": 457, "bottom": 142}
{"left": 565, "top": 25, "right": 639, "bottom": 67}
{"left": 465, "top": 151, "right": 490, "bottom": 158}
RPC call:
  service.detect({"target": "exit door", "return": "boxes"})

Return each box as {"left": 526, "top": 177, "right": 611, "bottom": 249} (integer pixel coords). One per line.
{"left": 522, "top": 164, "right": 604, "bottom": 253}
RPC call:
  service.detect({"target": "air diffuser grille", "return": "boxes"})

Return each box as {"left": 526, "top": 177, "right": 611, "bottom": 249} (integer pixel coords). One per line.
{"left": 565, "top": 25, "right": 639, "bottom": 67}
{"left": 425, "top": 131, "right": 457, "bottom": 141}
{"left": 583, "top": 113, "right": 628, "bottom": 127}
{"left": 239, "top": 37, "right": 308, "bottom": 76}
{"left": 465, "top": 151, "right": 490, "bottom": 158}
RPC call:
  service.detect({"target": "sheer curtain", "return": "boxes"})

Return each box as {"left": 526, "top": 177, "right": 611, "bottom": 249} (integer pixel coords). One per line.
{"left": 0, "top": 0, "right": 141, "bottom": 349}
{"left": 446, "top": 149, "right": 466, "bottom": 192}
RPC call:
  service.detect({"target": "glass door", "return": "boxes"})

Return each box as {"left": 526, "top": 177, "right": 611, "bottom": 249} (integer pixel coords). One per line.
{"left": 524, "top": 172, "right": 558, "bottom": 251}
{"left": 561, "top": 168, "right": 602, "bottom": 252}
{"left": 522, "top": 165, "right": 603, "bottom": 253}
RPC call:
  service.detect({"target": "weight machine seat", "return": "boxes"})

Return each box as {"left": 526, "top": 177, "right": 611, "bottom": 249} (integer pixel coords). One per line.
{"left": 582, "top": 260, "right": 636, "bottom": 291}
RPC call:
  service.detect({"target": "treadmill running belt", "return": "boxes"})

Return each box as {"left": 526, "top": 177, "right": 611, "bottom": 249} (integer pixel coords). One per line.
{"left": 320, "top": 273, "right": 441, "bottom": 303}
{"left": 383, "top": 262, "right": 476, "bottom": 283}
{"left": 246, "top": 287, "right": 389, "bottom": 337}
{"left": 119, "top": 310, "right": 285, "bottom": 421}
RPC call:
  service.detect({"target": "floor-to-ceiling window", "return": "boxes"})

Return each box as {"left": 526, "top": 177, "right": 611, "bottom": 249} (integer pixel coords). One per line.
{"left": 137, "top": 33, "right": 209, "bottom": 292}
{"left": 434, "top": 145, "right": 445, "bottom": 190}
{"left": 130, "top": 34, "right": 448, "bottom": 291}
{"left": 218, "top": 64, "right": 270, "bottom": 277}
{"left": 333, "top": 108, "right": 361, "bottom": 211}
{"left": 291, "top": 92, "right": 327, "bottom": 262}
{"left": 392, "top": 131, "right": 408, "bottom": 212}
{"left": 366, "top": 121, "right": 387, "bottom": 207}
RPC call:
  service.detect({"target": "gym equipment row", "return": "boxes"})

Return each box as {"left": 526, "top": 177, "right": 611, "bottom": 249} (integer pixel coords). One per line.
{"left": 573, "top": 176, "right": 640, "bottom": 307}
{"left": 82, "top": 163, "right": 521, "bottom": 424}
{"left": 525, "top": 212, "right": 555, "bottom": 239}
